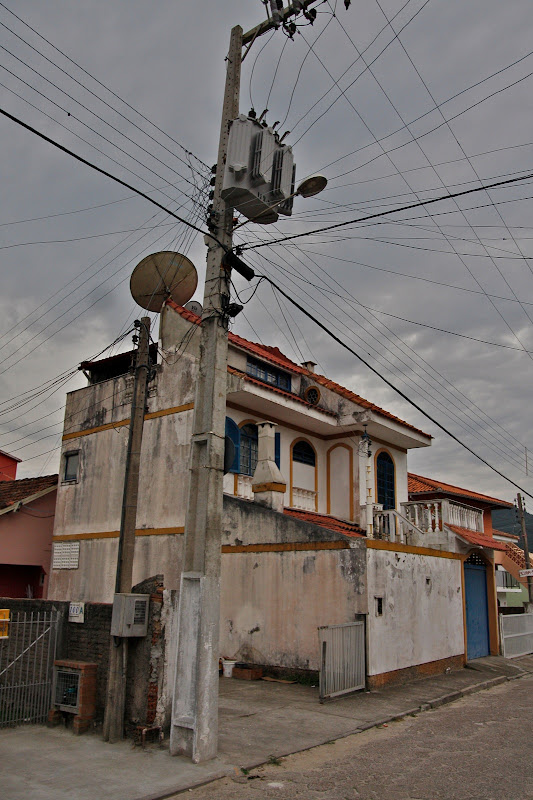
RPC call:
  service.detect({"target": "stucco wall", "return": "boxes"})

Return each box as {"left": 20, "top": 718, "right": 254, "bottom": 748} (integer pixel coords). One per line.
{"left": 366, "top": 546, "right": 464, "bottom": 676}
{"left": 220, "top": 496, "right": 366, "bottom": 670}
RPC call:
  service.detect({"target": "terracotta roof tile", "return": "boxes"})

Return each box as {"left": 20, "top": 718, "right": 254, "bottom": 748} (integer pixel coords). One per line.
{"left": 283, "top": 507, "right": 364, "bottom": 537}
{"left": 408, "top": 473, "right": 512, "bottom": 508}
{"left": 0, "top": 474, "right": 58, "bottom": 510}
{"left": 492, "top": 527, "right": 520, "bottom": 540}
{"left": 166, "top": 300, "right": 431, "bottom": 439}
{"left": 447, "top": 524, "right": 507, "bottom": 551}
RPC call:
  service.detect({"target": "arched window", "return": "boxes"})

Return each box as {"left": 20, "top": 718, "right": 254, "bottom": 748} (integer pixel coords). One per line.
{"left": 376, "top": 451, "right": 395, "bottom": 510}
{"left": 240, "top": 423, "right": 258, "bottom": 476}
{"left": 292, "top": 440, "right": 316, "bottom": 466}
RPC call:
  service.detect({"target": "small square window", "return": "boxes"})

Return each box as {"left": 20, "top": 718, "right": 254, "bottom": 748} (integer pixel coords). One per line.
{"left": 64, "top": 451, "right": 80, "bottom": 482}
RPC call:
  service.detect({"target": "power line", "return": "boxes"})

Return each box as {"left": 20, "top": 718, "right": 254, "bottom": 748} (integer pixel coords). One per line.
{"left": 0, "top": 4, "right": 209, "bottom": 173}
{"left": 0, "top": 106, "right": 215, "bottom": 242}
{"left": 240, "top": 170, "right": 533, "bottom": 251}
{"left": 260, "top": 274, "right": 533, "bottom": 500}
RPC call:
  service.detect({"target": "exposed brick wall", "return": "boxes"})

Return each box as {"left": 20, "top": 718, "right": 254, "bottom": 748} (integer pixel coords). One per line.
{"left": 125, "top": 575, "right": 166, "bottom": 732}
{"left": 0, "top": 597, "right": 111, "bottom": 722}
{"left": 1, "top": 584, "right": 168, "bottom": 732}
{"left": 64, "top": 602, "right": 112, "bottom": 721}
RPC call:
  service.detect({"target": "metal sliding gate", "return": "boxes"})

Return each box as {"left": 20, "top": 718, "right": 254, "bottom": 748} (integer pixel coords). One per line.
{"left": 318, "top": 621, "right": 365, "bottom": 701}
{"left": 0, "top": 610, "right": 60, "bottom": 727}
{"left": 500, "top": 613, "right": 533, "bottom": 658}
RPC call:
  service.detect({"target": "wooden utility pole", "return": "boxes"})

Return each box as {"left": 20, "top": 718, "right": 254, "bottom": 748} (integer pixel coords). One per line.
{"left": 103, "top": 316, "right": 151, "bottom": 743}
{"left": 516, "top": 493, "right": 533, "bottom": 606}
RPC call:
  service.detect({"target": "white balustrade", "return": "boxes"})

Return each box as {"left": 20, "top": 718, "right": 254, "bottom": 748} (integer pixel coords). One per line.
{"left": 237, "top": 474, "right": 254, "bottom": 500}
{"left": 292, "top": 486, "right": 317, "bottom": 511}
{"left": 401, "top": 499, "right": 483, "bottom": 533}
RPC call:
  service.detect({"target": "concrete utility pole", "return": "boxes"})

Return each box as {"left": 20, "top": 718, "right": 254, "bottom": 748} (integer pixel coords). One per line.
{"left": 103, "top": 316, "right": 151, "bottom": 743}
{"left": 516, "top": 493, "right": 533, "bottom": 607}
{"left": 170, "top": 2, "right": 321, "bottom": 764}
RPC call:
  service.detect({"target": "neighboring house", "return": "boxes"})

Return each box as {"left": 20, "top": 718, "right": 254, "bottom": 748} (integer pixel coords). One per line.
{"left": 0, "top": 449, "right": 21, "bottom": 481}
{"left": 47, "top": 300, "right": 514, "bottom": 700}
{"left": 405, "top": 473, "right": 530, "bottom": 657}
{"left": 0, "top": 473, "right": 58, "bottom": 598}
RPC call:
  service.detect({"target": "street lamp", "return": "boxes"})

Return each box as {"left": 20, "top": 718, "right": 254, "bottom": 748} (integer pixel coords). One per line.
{"left": 233, "top": 174, "right": 328, "bottom": 230}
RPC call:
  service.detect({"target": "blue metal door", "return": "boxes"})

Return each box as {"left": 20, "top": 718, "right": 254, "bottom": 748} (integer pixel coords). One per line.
{"left": 464, "top": 563, "right": 490, "bottom": 659}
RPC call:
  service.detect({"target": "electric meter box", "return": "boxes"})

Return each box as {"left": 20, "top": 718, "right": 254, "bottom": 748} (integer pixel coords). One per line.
{"left": 110, "top": 593, "right": 150, "bottom": 637}
{"left": 221, "top": 114, "right": 295, "bottom": 223}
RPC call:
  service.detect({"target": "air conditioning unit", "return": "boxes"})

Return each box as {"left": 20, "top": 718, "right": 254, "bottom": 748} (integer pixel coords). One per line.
{"left": 110, "top": 593, "right": 150, "bottom": 637}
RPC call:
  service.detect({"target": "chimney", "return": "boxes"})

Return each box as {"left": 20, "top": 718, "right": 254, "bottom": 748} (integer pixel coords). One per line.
{"left": 301, "top": 361, "right": 316, "bottom": 373}
{"left": 252, "top": 421, "right": 286, "bottom": 512}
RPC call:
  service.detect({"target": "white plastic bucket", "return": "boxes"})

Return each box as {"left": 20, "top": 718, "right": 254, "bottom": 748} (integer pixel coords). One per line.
{"left": 222, "top": 659, "right": 237, "bottom": 678}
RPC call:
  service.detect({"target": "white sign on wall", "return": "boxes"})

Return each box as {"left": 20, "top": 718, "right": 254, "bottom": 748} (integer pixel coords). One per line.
{"left": 519, "top": 568, "right": 533, "bottom": 578}
{"left": 68, "top": 601, "right": 85, "bottom": 623}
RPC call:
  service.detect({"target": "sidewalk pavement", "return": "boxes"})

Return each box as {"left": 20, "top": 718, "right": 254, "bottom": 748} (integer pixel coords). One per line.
{"left": 2, "top": 655, "right": 533, "bottom": 800}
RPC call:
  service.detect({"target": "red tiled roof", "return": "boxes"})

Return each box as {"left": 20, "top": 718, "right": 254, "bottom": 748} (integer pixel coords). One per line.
{"left": 447, "top": 524, "right": 507, "bottom": 551}
{"left": 166, "top": 300, "right": 431, "bottom": 439}
{"left": 283, "top": 507, "right": 364, "bottom": 537}
{"left": 0, "top": 474, "right": 58, "bottom": 510}
{"left": 492, "top": 527, "right": 520, "bottom": 540}
{"left": 408, "top": 473, "right": 512, "bottom": 508}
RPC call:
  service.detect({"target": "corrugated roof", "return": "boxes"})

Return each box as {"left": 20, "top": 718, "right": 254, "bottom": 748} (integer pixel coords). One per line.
{"left": 166, "top": 300, "right": 431, "bottom": 439}
{"left": 447, "top": 524, "right": 507, "bottom": 551}
{"left": 408, "top": 473, "right": 512, "bottom": 508}
{"left": 0, "top": 474, "right": 58, "bottom": 510}
{"left": 283, "top": 507, "right": 364, "bottom": 537}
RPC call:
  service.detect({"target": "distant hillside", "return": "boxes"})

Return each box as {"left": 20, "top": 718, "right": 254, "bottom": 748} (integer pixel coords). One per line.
{"left": 492, "top": 507, "right": 533, "bottom": 553}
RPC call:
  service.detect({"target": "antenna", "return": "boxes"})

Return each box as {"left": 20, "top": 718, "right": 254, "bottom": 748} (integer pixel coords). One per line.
{"left": 130, "top": 251, "right": 198, "bottom": 312}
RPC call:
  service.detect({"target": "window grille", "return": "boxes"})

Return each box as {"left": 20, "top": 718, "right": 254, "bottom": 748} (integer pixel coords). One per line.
{"left": 240, "top": 424, "right": 258, "bottom": 476}
{"left": 52, "top": 541, "right": 80, "bottom": 570}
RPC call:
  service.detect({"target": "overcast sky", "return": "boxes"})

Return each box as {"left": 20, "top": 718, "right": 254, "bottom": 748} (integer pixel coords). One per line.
{"left": 2, "top": 0, "right": 533, "bottom": 506}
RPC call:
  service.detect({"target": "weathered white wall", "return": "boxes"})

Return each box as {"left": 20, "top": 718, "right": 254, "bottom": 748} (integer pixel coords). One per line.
{"left": 328, "top": 445, "right": 351, "bottom": 519}
{"left": 366, "top": 547, "right": 464, "bottom": 676}
{"left": 48, "top": 535, "right": 185, "bottom": 603}
{"left": 220, "top": 547, "right": 366, "bottom": 670}
{"left": 220, "top": 495, "right": 367, "bottom": 670}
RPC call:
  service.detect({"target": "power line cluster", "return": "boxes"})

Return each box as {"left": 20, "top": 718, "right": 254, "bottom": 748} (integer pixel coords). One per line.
{"left": 1, "top": 0, "right": 532, "bottom": 500}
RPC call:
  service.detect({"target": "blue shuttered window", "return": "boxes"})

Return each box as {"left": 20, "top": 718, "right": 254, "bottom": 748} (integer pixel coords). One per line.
{"left": 275, "top": 432, "right": 281, "bottom": 469}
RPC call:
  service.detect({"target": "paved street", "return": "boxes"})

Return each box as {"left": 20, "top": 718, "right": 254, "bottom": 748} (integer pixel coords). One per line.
{"left": 182, "top": 674, "right": 533, "bottom": 800}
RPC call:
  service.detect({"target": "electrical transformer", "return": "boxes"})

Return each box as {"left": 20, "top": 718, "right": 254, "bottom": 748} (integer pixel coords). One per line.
{"left": 221, "top": 114, "right": 295, "bottom": 224}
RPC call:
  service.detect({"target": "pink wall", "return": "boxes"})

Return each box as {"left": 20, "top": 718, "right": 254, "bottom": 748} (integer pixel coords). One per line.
{"left": 0, "top": 490, "right": 56, "bottom": 597}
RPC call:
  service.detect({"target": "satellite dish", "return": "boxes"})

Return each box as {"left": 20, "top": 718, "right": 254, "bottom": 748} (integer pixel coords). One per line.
{"left": 184, "top": 300, "right": 203, "bottom": 317}
{"left": 130, "top": 251, "right": 198, "bottom": 312}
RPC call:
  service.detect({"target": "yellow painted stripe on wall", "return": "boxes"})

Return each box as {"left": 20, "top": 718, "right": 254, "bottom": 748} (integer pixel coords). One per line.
{"left": 222, "top": 540, "right": 352, "bottom": 554}
{"left": 366, "top": 538, "right": 462, "bottom": 560}
{"left": 53, "top": 526, "right": 185, "bottom": 541}
{"left": 62, "top": 402, "right": 194, "bottom": 441}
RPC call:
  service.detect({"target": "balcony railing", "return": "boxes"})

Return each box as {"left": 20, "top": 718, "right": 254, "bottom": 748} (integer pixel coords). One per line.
{"left": 291, "top": 486, "right": 317, "bottom": 511}
{"left": 401, "top": 499, "right": 483, "bottom": 534}
{"left": 496, "top": 570, "right": 522, "bottom": 590}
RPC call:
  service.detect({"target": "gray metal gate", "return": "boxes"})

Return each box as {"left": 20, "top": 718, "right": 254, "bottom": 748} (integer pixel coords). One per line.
{"left": 0, "top": 609, "right": 60, "bottom": 727}
{"left": 500, "top": 613, "right": 533, "bottom": 658}
{"left": 318, "top": 621, "right": 365, "bottom": 701}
